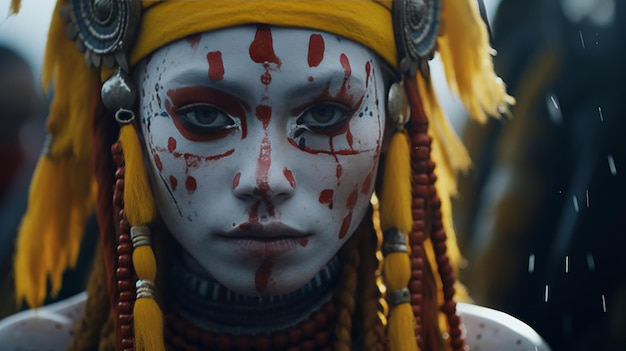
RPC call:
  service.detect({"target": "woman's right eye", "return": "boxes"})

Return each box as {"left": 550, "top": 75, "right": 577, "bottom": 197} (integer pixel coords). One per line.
{"left": 176, "top": 104, "right": 238, "bottom": 132}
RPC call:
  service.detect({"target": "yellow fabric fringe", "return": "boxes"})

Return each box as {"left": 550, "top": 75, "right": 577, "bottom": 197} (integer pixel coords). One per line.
{"left": 438, "top": 0, "right": 515, "bottom": 123}
{"left": 379, "top": 131, "right": 412, "bottom": 234}
{"left": 14, "top": 156, "right": 96, "bottom": 308}
{"left": 13, "top": 0, "right": 99, "bottom": 307}
{"left": 118, "top": 125, "right": 156, "bottom": 226}
{"left": 132, "top": 246, "right": 157, "bottom": 283}
{"left": 133, "top": 298, "right": 166, "bottom": 351}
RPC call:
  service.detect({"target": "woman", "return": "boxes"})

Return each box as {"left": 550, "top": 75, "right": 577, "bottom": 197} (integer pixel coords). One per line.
{"left": 0, "top": 0, "right": 547, "bottom": 350}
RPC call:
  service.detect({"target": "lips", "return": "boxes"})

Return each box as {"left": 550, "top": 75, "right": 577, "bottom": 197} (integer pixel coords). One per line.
{"left": 219, "top": 222, "right": 310, "bottom": 257}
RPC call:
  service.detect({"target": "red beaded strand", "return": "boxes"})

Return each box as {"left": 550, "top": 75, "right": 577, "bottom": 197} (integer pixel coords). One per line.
{"left": 405, "top": 77, "right": 466, "bottom": 351}
{"left": 112, "top": 141, "right": 136, "bottom": 351}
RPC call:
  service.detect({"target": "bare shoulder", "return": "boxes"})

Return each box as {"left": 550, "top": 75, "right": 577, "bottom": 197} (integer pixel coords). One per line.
{"left": 0, "top": 292, "right": 86, "bottom": 351}
{"left": 457, "top": 302, "right": 552, "bottom": 351}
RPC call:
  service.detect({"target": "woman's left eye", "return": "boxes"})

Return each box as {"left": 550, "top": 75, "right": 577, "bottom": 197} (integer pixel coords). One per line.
{"left": 176, "top": 104, "right": 237, "bottom": 131}
{"left": 297, "top": 103, "right": 350, "bottom": 132}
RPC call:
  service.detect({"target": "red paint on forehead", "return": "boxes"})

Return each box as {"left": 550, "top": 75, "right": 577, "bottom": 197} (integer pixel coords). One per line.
{"left": 207, "top": 51, "right": 225, "bottom": 81}
{"left": 168, "top": 137, "right": 177, "bottom": 152}
{"left": 233, "top": 172, "right": 241, "bottom": 189}
{"left": 185, "top": 176, "right": 197, "bottom": 194}
{"left": 187, "top": 34, "right": 202, "bottom": 48}
{"left": 365, "top": 61, "right": 371, "bottom": 88}
{"left": 340, "top": 54, "right": 352, "bottom": 77}
{"left": 255, "top": 259, "right": 273, "bottom": 293}
{"left": 283, "top": 168, "right": 296, "bottom": 188}
{"left": 249, "top": 25, "right": 281, "bottom": 66}
{"left": 319, "top": 189, "right": 334, "bottom": 209}
{"left": 307, "top": 34, "right": 325, "bottom": 67}
{"left": 169, "top": 175, "right": 178, "bottom": 191}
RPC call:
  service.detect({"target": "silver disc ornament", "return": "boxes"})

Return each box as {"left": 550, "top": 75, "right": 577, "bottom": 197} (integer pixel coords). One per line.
{"left": 63, "top": 0, "right": 141, "bottom": 70}
{"left": 393, "top": 0, "right": 440, "bottom": 75}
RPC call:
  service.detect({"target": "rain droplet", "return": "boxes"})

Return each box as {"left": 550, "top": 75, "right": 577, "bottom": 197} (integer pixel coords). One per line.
{"left": 598, "top": 106, "right": 604, "bottom": 121}
{"left": 587, "top": 252, "right": 596, "bottom": 271}
{"left": 565, "top": 255, "right": 570, "bottom": 273}
{"left": 544, "top": 284, "right": 549, "bottom": 302}
{"left": 602, "top": 294, "right": 607, "bottom": 312}
{"left": 572, "top": 195, "right": 579, "bottom": 212}
{"left": 528, "top": 253, "right": 536, "bottom": 273}
{"left": 608, "top": 154, "right": 617, "bottom": 175}
{"left": 586, "top": 189, "right": 590, "bottom": 208}
{"left": 546, "top": 94, "right": 562, "bottom": 124}
{"left": 579, "top": 30, "right": 586, "bottom": 48}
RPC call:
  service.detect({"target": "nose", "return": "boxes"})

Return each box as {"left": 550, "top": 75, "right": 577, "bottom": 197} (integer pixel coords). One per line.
{"left": 232, "top": 140, "right": 296, "bottom": 204}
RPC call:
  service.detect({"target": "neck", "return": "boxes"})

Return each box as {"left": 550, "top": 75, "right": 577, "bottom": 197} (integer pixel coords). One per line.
{"left": 166, "top": 255, "right": 341, "bottom": 335}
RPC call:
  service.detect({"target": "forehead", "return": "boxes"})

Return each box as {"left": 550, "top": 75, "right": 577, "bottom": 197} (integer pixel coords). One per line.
{"left": 148, "top": 25, "right": 379, "bottom": 72}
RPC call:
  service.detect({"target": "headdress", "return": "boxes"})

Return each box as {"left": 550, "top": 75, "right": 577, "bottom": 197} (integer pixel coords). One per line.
{"left": 10, "top": 1, "right": 513, "bottom": 350}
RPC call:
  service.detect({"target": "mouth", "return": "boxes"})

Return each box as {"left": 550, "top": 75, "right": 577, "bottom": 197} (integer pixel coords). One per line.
{"left": 219, "top": 222, "right": 311, "bottom": 257}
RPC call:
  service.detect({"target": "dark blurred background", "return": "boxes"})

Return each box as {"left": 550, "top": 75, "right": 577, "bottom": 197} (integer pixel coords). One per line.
{"left": 455, "top": 1, "right": 626, "bottom": 350}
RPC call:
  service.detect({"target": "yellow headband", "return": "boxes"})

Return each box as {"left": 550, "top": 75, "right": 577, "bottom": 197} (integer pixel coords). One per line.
{"left": 132, "top": 1, "right": 395, "bottom": 69}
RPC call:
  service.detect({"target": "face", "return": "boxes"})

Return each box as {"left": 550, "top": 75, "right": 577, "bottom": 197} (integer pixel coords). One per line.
{"left": 137, "top": 25, "right": 387, "bottom": 296}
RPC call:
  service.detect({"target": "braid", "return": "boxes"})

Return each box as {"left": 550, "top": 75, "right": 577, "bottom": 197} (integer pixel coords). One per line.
{"left": 356, "top": 214, "right": 386, "bottom": 351}
{"left": 333, "top": 226, "right": 361, "bottom": 351}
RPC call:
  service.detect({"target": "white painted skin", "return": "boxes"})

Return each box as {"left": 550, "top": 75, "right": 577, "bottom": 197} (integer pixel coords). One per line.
{"left": 136, "top": 25, "right": 387, "bottom": 296}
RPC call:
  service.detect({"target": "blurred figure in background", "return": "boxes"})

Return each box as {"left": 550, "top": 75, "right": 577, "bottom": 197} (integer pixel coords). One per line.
{"left": 455, "top": 0, "right": 626, "bottom": 350}
{"left": 0, "top": 44, "right": 42, "bottom": 318}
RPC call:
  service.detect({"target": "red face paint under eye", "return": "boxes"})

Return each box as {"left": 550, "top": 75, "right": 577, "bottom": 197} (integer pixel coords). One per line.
{"left": 166, "top": 87, "right": 247, "bottom": 142}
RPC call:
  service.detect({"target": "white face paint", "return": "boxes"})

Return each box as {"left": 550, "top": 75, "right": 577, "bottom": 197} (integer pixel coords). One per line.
{"left": 137, "top": 25, "right": 387, "bottom": 296}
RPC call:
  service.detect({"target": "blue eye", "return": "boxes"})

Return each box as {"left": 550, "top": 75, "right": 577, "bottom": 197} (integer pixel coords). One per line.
{"left": 177, "top": 104, "right": 237, "bottom": 131}
{"left": 297, "top": 103, "right": 350, "bottom": 132}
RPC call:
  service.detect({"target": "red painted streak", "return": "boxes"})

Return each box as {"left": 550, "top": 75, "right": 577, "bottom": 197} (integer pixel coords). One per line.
{"left": 185, "top": 176, "right": 197, "bottom": 194}
{"left": 255, "top": 260, "right": 273, "bottom": 293}
{"left": 307, "top": 34, "right": 325, "bottom": 67}
{"left": 155, "top": 146, "right": 235, "bottom": 169}
{"left": 287, "top": 139, "right": 365, "bottom": 155}
{"left": 233, "top": 172, "right": 241, "bottom": 189}
{"left": 299, "top": 238, "right": 309, "bottom": 247}
{"left": 153, "top": 153, "right": 163, "bottom": 172}
{"left": 249, "top": 25, "right": 281, "bottom": 66}
{"left": 339, "top": 213, "right": 352, "bottom": 239}
{"left": 283, "top": 168, "right": 296, "bottom": 188}
{"left": 319, "top": 189, "right": 334, "bottom": 209}
{"left": 365, "top": 61, "right": 371, "bottom": 88}
{"left": 340, "top": 53, "right": 352, "bottom": 77}
{"left": 168, "top": 137, "right": 177, "bottom": 152}
{"left": 346, "top": 187, "right": 359, "bottom": 209}
{"left": 362, "top": 167, "right": 375, "bottom": 194}
{"left": 169, "top": 175, "right": 178, "bottom": 190}
{"left": 187, "top": 34, "right": 201, "bottom": 48}
{"left": 207, "top": 51, "right": 225, "bottom": 81}
{"left": 253, "top": 105, "right": 275, "bottom": 217}
{"left": 255, "top": 105, "right": 272, "bottom": 194}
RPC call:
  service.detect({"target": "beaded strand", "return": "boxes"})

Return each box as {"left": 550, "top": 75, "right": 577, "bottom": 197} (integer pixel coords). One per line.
{"left": 112, "top": 141, "right": 136, "bottom": 351}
